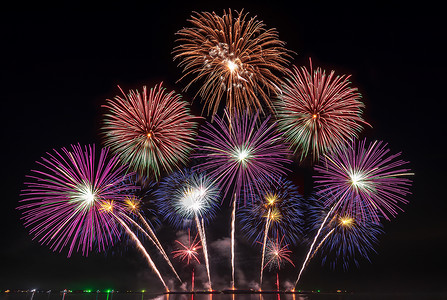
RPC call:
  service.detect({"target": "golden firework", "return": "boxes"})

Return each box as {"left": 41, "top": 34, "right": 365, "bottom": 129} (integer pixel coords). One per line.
{"left": 173, "top": 9, "right": 292, "bottom": 116}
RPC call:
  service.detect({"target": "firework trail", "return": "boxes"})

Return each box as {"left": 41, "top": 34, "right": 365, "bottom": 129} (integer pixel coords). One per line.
{"left": 173, "top": 9, "right": 291, "bottom": 117}
{"left": 318, "top": 214, "right": 383, "bottom": 270}
{"left": 295, "top": 205, "right": 335, "bottom": 287}
{"left": 194, "top": 214, "right": 212, "bottom": 289}
{"left": 315, "top": 139, "right": 413, "bottom": 222}
{"left": 275, "top": 60, "right": 369, "bottom": 162}
{"left": 120, "top": 210, "right": 182, "bottom": 283}
{"left": 102, "top": 83, "right": 199, "bottom": 179}
{"left": 231, "top": 196, "right": 236, "bottom": 289}
{"left": 156, "top": 169, "right": 220, "bottom": 289}
{"left": 296, "top": 195, "right": 384, "bottom": 286}
{"left": 259, "top": 209, "right": 271, "bottom": 286}
{"left": 18, "top": 144, "right": 136, "bottom": 257}
{"left": 172, "top": 229, "right": 201, "bottom": 265}
{"left": 100, "top": 202, "right": 169, "bottom": 292}
{"left": 310, "top": 228, "right": 335, "bottom": 261}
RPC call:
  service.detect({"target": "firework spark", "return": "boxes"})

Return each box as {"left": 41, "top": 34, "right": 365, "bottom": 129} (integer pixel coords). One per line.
{"left": 314, "top": 139, "right": 413, "bottom": 222}
{"left": 195, "top": 110, "right": 291, "bottom": 206}
{"left": 275, "top": 61, "right": 369, "bottom": 162}
{"left": 102, "top": 83, "right": 199, "bottom": 179}
{"left": 173, "top": 9, "right": 291, "bottom": 116}
{"left": 18, "top": 144, "right": 136, "bottom": 257}
{"left": 172, "top": 229, "right": 202, "bottom": 265}
{"left": 100, "top": 201, "right": 169, "bottom": 292}
{"left": 155, "top": 169, "right": 220, "bottom": 228}
{"left": 172, "top": 229, "right": 201, "bottom": 291}
{"left": 263, "top": 235, "right": 295, "bottom": 271}
{"left": 239, "top": 177, "right": 304, "bottom": 245}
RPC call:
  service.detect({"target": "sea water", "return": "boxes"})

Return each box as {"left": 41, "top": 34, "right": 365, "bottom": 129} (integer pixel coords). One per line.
{"left": 0, "top": 292, "right": 444, "bottom": 300}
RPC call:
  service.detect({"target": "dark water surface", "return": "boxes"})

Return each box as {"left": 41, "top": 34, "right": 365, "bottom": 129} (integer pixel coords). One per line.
{"left": 0, "top": 292, "right": 445, "bottom": 300}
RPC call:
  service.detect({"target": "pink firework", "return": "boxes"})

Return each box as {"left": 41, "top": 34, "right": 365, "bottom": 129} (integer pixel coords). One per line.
{"left": 195, "top": 110, "right": 291, "bottom": 206}
{"left": 275, "top": 60, "right": 369, "bottom": 162}
{"left": 18, "top": 144, "right": 136, "bottom": 257}
{"left": 102, "top": 83, "right": 199, "bottom": 179}
{"left": 172, "top": 229, "right": 202, "bottom": 265}
{"left": 314, "top": 139, "right": 413, "bottom": 222}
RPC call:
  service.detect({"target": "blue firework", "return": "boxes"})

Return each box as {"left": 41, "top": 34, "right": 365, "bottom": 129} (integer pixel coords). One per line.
{"left": 239, "top": 177, "right": 304, "bottom": 246}
{"left": 155, "top": 168, "right": 221, "bottom": 229}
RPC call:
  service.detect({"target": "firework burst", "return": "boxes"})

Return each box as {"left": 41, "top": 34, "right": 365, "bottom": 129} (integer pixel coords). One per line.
{"left": 18, "top": 144, "right": 136, "bottom": 257}
{"left": 102, "top": 83, "right": 199, "bottom": 179}
{"left": 195, "top": 110, "right": 291, "bottom": 206}
{"left": 275, "top": 61, "right": 369, "bottom": 162}
{"left": 239, "top": 177, "right": 304, "bottom": 246}
{"left": 172, "top": 229, "right": 202, "bottom": 265}
{"left": 263, "top": 235, "right": 295, "bottom": 271}
{"left": 173, "top": 9, "right": 291, "bottom": 116}
{"left": 155, "top": 169, "right": 220, "bottom": 228}
{"left": 317, "top": 212, "right": 383, "bottom": 270}
{"left": 314, "top": 139, "right": 413, "bottom": 222}
{"left": 304, "top": 194, "right": 383, "bottom": 269}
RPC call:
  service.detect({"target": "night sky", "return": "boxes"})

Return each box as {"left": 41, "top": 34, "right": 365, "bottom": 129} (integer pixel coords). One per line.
{"left": 1, "top": 1, "right": 445, "bottom": 295}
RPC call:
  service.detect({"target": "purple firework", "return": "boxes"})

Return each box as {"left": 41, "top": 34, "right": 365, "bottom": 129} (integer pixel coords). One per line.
{"left": 18, "top": 144, "right": 137, "bottom": 257}
{"left": 314, "top": 139, "right": 413, "bottom": 222}
{"left": 195, "top": 110, "right": 291, "bottom": 205}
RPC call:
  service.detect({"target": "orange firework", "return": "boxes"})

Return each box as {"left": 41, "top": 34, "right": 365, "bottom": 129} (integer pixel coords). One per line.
{"left": 173, "top": 9, "right": 292, "bottom": 116}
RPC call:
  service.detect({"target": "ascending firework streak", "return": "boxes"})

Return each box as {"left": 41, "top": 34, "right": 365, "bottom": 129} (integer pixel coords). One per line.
{"left": 195, "top": 214, "right": 211, "bottom": 289}
{"left": 120, "top": 211, "right": 182, "bottom": 283}
{"left": 124, "top": 197, "right": 182, "bottom": 282}
{"left": 101, "top": 201, "right": 169, "bottom": 292}
{"left": 231, "top": 196, "right": 236, "bottom": 289}
{"left": 259, "top": 208, "right": 272, "bottom": 286}
{"left": 294, "top": 204, "right": 335, "bottom": 287}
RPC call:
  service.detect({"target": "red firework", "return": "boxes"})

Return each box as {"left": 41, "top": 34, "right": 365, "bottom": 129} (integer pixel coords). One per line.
{"left": 172, "top": 229, "right": 202, "bottom": 265}
{"left": 275, "top": 60, "right": 370, "bottom": 162}
{"left": 101, "top": 83, "right": 199, "bottom": 179}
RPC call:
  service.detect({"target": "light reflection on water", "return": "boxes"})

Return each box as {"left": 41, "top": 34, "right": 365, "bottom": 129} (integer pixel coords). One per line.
{"left": 0, "top": 292, "right": 443, "bottom": 300}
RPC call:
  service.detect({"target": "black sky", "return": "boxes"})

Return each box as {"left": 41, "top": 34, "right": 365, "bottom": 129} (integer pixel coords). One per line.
{"left": 1, "top": 1, "right": 446, "bottom": 295}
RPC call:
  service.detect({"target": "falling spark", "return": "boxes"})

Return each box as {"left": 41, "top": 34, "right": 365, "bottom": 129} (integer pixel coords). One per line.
{"left": 103, "top": 204, "right": 169, "bottom": 292}
{"left": 121, "top": 213, "right": 182, "bottom": 283}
